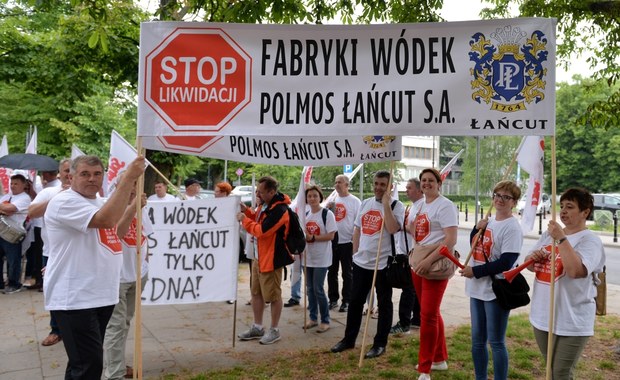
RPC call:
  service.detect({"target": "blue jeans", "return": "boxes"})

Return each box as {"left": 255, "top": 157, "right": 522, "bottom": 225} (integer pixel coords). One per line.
{"left": 0, "top": 238, "right": 23, "bottom": 288}
{"left": 290, "top": 258, "right": 302, "bottom": 301}
{"left": 305, "top": 267, "right": 329, "bottom": 324}
{"left": 470, "top": 297, "right": 510, "bottom": 380}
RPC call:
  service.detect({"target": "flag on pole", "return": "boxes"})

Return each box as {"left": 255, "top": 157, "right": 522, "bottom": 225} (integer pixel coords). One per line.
{"left": 25, "top": 126, "right": 37, "bottom": 182}
{"left": 517, "top": 136, "right": 544, "bottom": 233}
{"left": 106, "top": 130, "right": 151, "bottom": 196}
{"left": 0, "top": 135, "right": 12, "bottom": 193}
{"left": 440, "top": 149, "right": 465, "bottom": 181}
{"left": 293, "top": 166, "right": 313, "bottom": 223}
{"left": 71, "top": 144, "right": 86, "bottom": 160}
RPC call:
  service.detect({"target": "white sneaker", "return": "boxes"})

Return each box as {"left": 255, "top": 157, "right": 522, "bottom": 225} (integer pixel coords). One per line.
{"left": 259, "top": 327, "right": 281, "bottom": 345}
{"left": 418, "top": 374, "right": 431, "bottom": 380}
{"left": 415, "top": 361, "right": 448, "bottom": 371}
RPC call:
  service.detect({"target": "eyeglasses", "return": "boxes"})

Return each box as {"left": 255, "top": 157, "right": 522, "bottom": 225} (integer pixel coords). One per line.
{"left": 493, "top": 193, "right": 514, "bottom": 202}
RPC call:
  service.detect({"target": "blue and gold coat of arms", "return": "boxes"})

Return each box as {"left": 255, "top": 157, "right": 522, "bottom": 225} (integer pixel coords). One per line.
{"left": 469, "top": 25, "right": 548, "bottom": 112}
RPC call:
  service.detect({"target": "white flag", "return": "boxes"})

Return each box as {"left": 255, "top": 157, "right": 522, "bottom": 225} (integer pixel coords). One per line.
{"left": 25, "top": 126, "right": 37, "bottom": 182}
{"left": 517, "top": 136, "right": 544, "bottom": 233}
{"left": 0, "top": 135, "right": 12, "bottom": 193}
{"left": 106, "top": 130, "right": 150, "bottom": 196}
{"left": 440, "top": 149, "right": 465, "bottom": 181}
{"left": 293, "top": 166, "right": 313, "bottom": 225}
{"left": 71, "top": 144, "right": 86, "bottom": 160}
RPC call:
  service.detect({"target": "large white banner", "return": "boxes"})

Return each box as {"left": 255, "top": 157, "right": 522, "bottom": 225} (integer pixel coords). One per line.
{"left": 138, "top": 19, "right": 556, "bottom": 139}
{"left": 142, "top": 197, "right": 240, "bottom": 305}
{"left": 140, "top": 134, "right": 402, "bottom": 165}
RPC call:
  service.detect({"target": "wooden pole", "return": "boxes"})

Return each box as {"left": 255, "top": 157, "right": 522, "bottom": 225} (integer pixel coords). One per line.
{"left": 133, "top": 138, "right": 144, "bottom": 379}
{"left": 463, "top": 140, "right": 522, "bottom": 266}
{"left": 545, "top": 136, "right": 557, "bottom": 379}
{"left": 358, "top": 162, "right": 394, "bottom": 367}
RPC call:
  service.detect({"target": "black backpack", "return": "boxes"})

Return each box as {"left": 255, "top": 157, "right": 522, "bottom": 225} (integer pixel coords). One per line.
{"left": 284, "top": 206, "right": 306, "bottom": 255}
{"left": 320, "top": 208, "right": 339, "bottom": 253}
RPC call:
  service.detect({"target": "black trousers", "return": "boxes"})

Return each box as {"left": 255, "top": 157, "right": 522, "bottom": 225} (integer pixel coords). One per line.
{"left": 398, "top": 285, "right": 421, "bottom": 327}
{"left": 328, "top": 242, "right": 353, "bottom": 304}
{"left": 52, "top": 305, "right": 115, "bottom": 380}
{"left": 343, "top": 263, "right": 393, "bottom": 347}
{"left": 25, "top": 226, "right": 43, "bottom": 284}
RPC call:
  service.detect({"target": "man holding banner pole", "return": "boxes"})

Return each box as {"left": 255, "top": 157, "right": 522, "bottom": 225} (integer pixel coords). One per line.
{"left": 330, "top": 170, "right": 404, "bottom": 359}
{"left": 43, "top": 155, "right": 146, "bottom": 379}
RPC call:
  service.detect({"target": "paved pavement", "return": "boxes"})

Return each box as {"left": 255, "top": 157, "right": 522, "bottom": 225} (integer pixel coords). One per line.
{"left": 1, "top": 212, "right": 618, "bottom": 379}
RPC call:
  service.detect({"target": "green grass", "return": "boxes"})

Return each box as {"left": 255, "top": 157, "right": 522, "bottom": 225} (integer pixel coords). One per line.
{"left": 156, "top": 314, "right": 620, "bottom": 380}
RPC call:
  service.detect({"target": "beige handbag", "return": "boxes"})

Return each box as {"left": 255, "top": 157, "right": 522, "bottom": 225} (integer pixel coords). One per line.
{"left": 409, "top": 243, "right": 458, "bottom": 280}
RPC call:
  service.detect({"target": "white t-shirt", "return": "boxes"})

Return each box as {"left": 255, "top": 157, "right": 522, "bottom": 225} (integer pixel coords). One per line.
{"left": 411, "top": 195, "right": 458, "bottom": 245}
{"left": 304, "top": 208, "right": 337, "bottom": 268}
{"left": 31, "top": 186, "right": 63, "bottom": 257}
{"left": 352, "top": 198, "right": 405, "bottom": 270}
{"left": 529, "top": 229, "right": 605, "bottom": 336}
{"left": 44, "top": 189, "right": 123, "bottom": 310}
{"left": 0, "top": 192, "right": 31, "bottom": 226}
{"left": 465, "top": 216, "right": 523, "bottom": 301}
{"left": 396, "top": 198, "right": 423, "bottom": 255}
{"left": 119, "top": 214, "right": 150, "bottom": 283}
{"left": 148, "top": 193, "right": 177, "bottom": 202}
{"left": 332, "top": 193, "right": 361, "bottom": 244}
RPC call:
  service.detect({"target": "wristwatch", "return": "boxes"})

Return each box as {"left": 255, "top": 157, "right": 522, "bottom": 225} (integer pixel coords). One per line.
{"left": 557, "top": 237, "right": 567, "bottom": 245}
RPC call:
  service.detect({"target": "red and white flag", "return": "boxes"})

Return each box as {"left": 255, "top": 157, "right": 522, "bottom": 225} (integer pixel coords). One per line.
{"left": 440, "top": 149, "right": 464, "bottom": 181}
{"left": 0, "top": 135, "right": 12, "bottom": 192}
{"left": 71, "top": 144, "right": 86, "bottom": 160}
{"left": 517, "top": 136, "right": 544, "bottom": 233}
{"left": 106, "top": 131, "right": 150, "bottom": 196}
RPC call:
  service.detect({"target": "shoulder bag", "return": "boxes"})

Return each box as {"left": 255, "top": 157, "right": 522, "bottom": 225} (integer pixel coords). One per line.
{"left": 409, "top": 243, "right": 459, "bottom": 280}
{"left": 385, "top": 201, "right": 413, "bottom": 288}
{"left": 481, "top": 243, "right": 530, "bottom": 310}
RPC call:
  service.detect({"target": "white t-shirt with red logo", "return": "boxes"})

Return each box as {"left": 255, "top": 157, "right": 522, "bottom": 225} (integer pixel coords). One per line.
{"left": 44, "top": 189, "right": 123, "bottom": 310}
{"left": 119, "top": 214, "right": 151, "bottom": 283}
{"left": 304, "top": 208, "right": 337, "bottom": 268}
{"left": 353, "top": 198, "right": 405, "bottom": 270}
{"left": 529, "top": 230, "right": 605, "bottom": 336}
{"left": 333, "top": 193, "right": 361, "bottom": 244}
{"left": 465, "top": 216, "right": 523, "bottom": 301}
{"left": 411, "top": 195, "right": 458, "bottom": 245}
{"left": 397, "top": 198, "right": 424, "bottom": 255}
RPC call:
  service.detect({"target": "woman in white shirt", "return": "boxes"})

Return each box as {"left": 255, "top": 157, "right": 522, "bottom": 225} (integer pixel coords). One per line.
{"left": 303, "top": 185, "right": 337, "bottom": 333}
{"left": 460, "top": 181, "right": 523, "bottom": 380}
{"left": 410, "top": 168, "right": 458, "bottom": 380}
{"left": 525, "top": 188, "right": 605, "bottom": 379}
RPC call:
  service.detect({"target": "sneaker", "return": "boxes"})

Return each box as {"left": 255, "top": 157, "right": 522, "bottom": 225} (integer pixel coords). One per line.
{"left": 338, "top": 302, "right": 349, "bottom": 312}
{"left": 238, "top": 325, "right": 265, "bottom": 340}
{"left": 390, "top": 322, "right": 411, "bottom": 335}
{"left": 284, "top": 298, "right": 300, "bottom": 307}
{"left": 259, "top": 328, "right": 281, "bottom": 345}
{"left": 3, "top": 285, "right": 23, "bottom": 294}
{"left": 329, "top": 301, "right": 338, "bottom": 310}
{"left": 370, "top": 306, "right": 379, "bottom": 319}
{"left": 411, "top": 322, "right": 421, "bottom": 329}
{"left": 415, "top": 361, "right": 448, "bottom": 371}
{"left": 418, "top": 374, "right": 431, "bottom": 380}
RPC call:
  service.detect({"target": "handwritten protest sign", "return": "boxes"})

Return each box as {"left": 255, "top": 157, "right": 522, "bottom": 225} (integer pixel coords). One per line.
{"left": 142, "top": 197, "right": 239, "bottom": 305}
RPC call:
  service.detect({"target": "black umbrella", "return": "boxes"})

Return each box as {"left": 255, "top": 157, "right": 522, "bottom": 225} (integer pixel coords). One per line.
{"left": 0, "top": 153, "right": 59, "bottom": 171}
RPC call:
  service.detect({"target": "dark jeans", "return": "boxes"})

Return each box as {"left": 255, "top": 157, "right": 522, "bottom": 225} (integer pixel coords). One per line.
{"left": 25, "top": 226, "right": 43, "bottom": 284}
{"left": 0, "top": 238, "right": 23, "bottom": 288}
{"left": 52, "top": 305, "right": 115, "bottom": 380}
{"left": 398, "top": 284, "right": 421, "bottom": 327}
{"left": 343, "top": 263, "right": 393, "bottom": 347}
{"left": 328, "top": 242, "right": 353, "bottom": 304}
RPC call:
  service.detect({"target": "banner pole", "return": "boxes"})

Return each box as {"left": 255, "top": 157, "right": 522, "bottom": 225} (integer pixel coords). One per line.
{"left": 134, "top": 137, "right": 145, "bottom": 379}
{"left": 358, "top": 161, "right": 394, "bottom": 368}
{"left": 545, "top": 136, "right": 557, "bottom": 380}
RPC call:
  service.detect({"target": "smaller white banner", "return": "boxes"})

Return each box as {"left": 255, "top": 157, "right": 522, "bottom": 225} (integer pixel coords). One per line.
{"left": 142, "top": 197, "right": 240, "bottom": 305}
{"left": 141, "top": 135, "right": 402, "bottom": 166}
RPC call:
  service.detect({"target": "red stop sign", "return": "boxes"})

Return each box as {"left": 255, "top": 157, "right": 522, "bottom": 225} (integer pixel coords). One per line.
{"left": 145, "top": 28, "right": 251, "bottom": 132}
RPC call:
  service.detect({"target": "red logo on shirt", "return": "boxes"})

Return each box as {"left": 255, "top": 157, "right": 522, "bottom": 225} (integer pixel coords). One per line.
{"left": 97, "top": 227, "right": 123, "bottom": 254}
{"left": 121, "top": 218, "right": 146, "bottom": 248}
{"left": 334, "top": 203, "right": 347, "bottom": 222}
{"left": 361, "top": 210, "right": 383, "bottom": 236}
{"left": 413, "top": 213, "right": 430, "bottom": 242}
{"left": 472, "top": 229, "right": 494, "bottom": 262}
{"left": 534, "top": 244, "right": 565, "bottom": 283}
{"left": 306, "top": 220, "right": 321, "bottom": 236}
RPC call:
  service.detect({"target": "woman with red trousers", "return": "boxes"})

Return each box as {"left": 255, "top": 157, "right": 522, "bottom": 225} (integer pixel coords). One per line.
{"left": 410, "top": 168, "right": 458, "bottom": 380}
